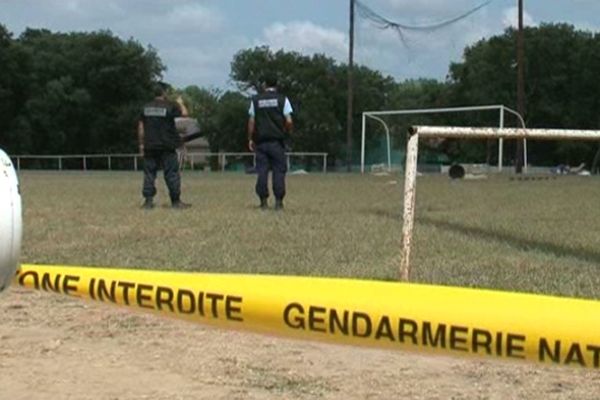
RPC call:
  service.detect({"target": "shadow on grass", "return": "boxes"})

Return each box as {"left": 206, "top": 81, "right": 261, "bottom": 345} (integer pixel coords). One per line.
{"left": 365, "top": 209, "right": 402, "bottom": 220}
{"left": 364, "top": 208, "right": 600, "bottom": 265}
{"left": 420, "top": 216, "right": 600, "bottom": 265}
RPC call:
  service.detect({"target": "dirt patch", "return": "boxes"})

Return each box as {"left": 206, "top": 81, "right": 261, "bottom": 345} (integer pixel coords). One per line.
{"left": 1, "top": 287, "right": 599, "bottom": 400}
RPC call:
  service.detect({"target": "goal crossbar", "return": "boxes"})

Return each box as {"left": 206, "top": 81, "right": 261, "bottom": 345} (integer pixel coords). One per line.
{"left": 400, "top": 125, "right": 600, "bottom": 282}
{"left": 411, "top": 126, "right": 600, "bottom": 140}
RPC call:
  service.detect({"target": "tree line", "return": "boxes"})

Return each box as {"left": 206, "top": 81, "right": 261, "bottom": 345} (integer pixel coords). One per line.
{"left": 1, "top": 23, "right": 600, "bottom": 169}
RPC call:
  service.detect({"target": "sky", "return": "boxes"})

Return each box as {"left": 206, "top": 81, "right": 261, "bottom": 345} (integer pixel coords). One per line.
{"left": 1, "top": 0, "right": 600, "bottom": 90}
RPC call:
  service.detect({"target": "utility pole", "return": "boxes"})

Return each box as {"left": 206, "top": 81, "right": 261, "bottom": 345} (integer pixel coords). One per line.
{"left": 346, "top": 0, "right": 355, "bottom": 172}
{"left": 515, "top": 0, "right": 525, "bottom": 173}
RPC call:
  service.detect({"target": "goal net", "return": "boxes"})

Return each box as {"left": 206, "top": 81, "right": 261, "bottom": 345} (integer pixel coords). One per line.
{"left": 360, "top": 105, "right": 525, "bottom": 174}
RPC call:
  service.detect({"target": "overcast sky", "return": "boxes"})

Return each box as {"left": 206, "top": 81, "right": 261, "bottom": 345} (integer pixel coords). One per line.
{"left": 2, "top": 0, "right": 599, "bottom": 89}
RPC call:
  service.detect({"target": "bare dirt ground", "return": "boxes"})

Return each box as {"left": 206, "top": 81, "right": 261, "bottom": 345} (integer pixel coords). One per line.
{"left": 1, "top": 287, "right": 599, "bottom": 400}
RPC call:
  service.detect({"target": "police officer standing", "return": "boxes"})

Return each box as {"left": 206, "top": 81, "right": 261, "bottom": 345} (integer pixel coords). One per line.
{"left": 138, "top": 82, "right": 191, "bottom": 210}
{"left": 247, "top": 75, "right": 293, "bottom": 210}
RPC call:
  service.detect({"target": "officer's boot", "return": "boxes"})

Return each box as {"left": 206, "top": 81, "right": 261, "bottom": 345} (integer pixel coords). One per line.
{"left": 172, "top": 200, "right": 192, "bottom": 209}
{"left": 259, "top": 197, "right": 268, "bottom": 210}
{"left": 274, "top": 199, "right": 284, "bottom": 211}
{"left": 142, "top": 197, "right": 154, "bottom": 210}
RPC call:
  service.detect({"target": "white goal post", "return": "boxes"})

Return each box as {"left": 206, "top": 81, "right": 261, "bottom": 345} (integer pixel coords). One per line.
{"left": 360, "top": 105, "right": 526, "bottom": 173}
{"left": 400, "top": 125, "right": 600, "bottom": 282}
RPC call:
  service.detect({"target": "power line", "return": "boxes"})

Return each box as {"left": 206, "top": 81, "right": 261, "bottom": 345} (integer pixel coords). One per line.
{"left": 355, "top": 0, "right": 494, "bottom": 42}
{"left": 347, "top": 1, "right": 495, "bottom": 171}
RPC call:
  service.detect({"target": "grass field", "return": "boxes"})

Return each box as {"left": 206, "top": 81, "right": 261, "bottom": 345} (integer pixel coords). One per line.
{"left": 19, "top": 171, "right": 600, "bottom": 299}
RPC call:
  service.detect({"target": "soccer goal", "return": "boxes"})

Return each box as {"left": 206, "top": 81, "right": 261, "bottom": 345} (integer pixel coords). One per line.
{"left": 400, "top": 125, "right": 600, "bottom": 282}
{"left": 360, "top": 105, "right": 526, "bottom": 173}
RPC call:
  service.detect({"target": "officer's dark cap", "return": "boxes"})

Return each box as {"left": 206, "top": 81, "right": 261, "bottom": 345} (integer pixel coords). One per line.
{"left": 263, "top": 74, "right": 278, "bottom": 88}
{"left": 153, "top": 81, "right": 170, "bottom": 97}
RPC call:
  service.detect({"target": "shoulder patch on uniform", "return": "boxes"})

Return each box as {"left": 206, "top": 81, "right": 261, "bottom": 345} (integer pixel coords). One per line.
{"left": 144, "top": 107, "right": 168, "bottom": 117}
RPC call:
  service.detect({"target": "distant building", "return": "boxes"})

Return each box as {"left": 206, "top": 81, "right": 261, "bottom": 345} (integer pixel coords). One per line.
{"left": 175, "top": 117, "right": 210, "bottom": 170}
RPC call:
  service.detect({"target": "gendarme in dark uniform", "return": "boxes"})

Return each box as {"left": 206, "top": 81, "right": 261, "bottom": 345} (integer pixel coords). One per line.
{"left": 138, "top": 83, "right": 190, "bottom": 209}
{"left": 247, "top": 76, "right": 293, "bottom": 210}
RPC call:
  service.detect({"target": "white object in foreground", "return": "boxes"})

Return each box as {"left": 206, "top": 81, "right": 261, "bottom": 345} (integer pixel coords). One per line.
{"left": 0, "top": 148, "right": 22, "bottom": 292}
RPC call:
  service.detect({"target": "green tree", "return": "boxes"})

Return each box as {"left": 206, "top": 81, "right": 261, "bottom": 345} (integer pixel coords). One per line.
{"left": 212, "top": 91, "right": 249, "bottom": 152}
{"left": 177, "top": 86, "right": 247, "bottom": 153}
{"left": 230, "top": 46, "right": 396, "bottom": 164}
{"left": 178, "top": 85, "right": 220, "bottom": 151}
{"left": 0, "top": 24, "right": 31, "bottom": 152}
{"left": 0, "top": 27, "right": 164, "bottom": 155}
{"left": 449, "top": 23, "right": 600, "bottom": 167}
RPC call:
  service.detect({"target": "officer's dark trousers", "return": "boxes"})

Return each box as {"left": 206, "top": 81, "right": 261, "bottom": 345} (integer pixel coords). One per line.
{"left": 142, "top": 150, "right": 181, "bottom": 203}
{"left": 255, "top": 140, "right": 287, "bottom": 200}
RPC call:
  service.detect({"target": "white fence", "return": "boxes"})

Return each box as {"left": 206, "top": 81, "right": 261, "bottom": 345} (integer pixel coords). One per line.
{"left": 10, "top": 152, "right": 329, "bottom": 173}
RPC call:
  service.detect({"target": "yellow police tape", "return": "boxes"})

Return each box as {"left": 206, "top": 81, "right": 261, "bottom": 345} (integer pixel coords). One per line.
{"left": 14, "top": 264, "right": 600, "bottom": 369}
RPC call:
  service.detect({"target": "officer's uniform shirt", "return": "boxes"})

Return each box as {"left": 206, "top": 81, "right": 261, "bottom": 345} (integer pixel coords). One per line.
{"left": 141, "top": 99, "right": 182, "bottom": 151}
{"left": 248, "top": 88, "right": 293, "bottom": 143}
{"left": 248, "top": 89, "right": 293, "bottom": 118}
